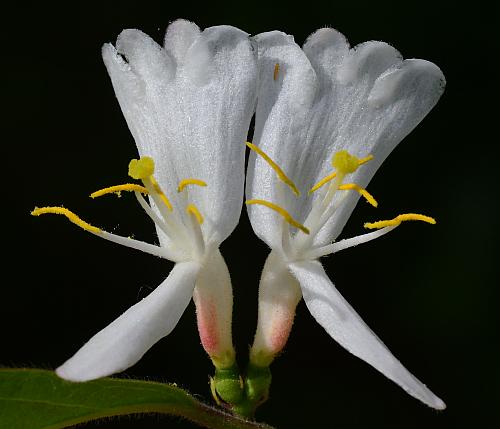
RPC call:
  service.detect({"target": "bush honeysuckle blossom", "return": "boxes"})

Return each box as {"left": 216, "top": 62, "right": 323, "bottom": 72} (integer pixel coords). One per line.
{"left": 246, "top": 29, "right": 446, "bottom": 408}
{"left": 32, "top": 20, "right": 257, "bottom": 381}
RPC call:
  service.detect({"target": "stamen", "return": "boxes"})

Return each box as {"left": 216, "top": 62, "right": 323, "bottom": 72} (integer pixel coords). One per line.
{"left": 364, "top": 213, "right": 436, "bottom": 229}
{"left": 274, "top": 63, "right": 280, "bottom": 81}
{"left": 246, "top": 199, "right": 309, "bottom": 234}
{"left": 186, "top": 204, "right": 204, "bottom": 225}
{"left": 338, "top": 183, "right": 378, "bottom": 207}
{"left": 309, "top": 172, "right": 337, "bottom": 194}
{"left": 31, "top": 206, "right": 101, "bottom": 234}
{"left": 177, "top": 178, "right": 207, "bottom": 193}
{"left": 310, "top": 153, "right": 373, "bottom": 194}
{"left": 308, "top": 226, "right": 396, "bottom": 259}
{"left": 128, "top": 157, "right": 155, "bottom": 180}
{"left": 246, "top": 142, "right": 300, "bottom": 197}
{"left": 90, "top": 184, "right": 148, "bottom": 199}
{"left": 149, "top": 176, "right": 173, "bottom": 211}
{"left": 358, "top": 154, "right": 374, "bottom": 165}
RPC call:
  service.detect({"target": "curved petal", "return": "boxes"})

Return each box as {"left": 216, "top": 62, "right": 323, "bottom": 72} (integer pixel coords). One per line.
{"left": 246, "top": 31, "right": 318, "bottom": 249}
{"left": 316, "top": 57, "right": 445, "bottom": 244}
{"left": 248, "top": 27, "right": 445, "bottom": 248}
{"left": 288, "top": 259, "right": 445, "bottom": 410}
{"left": 56, "top": 261, "right": 200, "bottom": 381}
{"left": 103, "top": 20, "right": 257, "bottom": 245}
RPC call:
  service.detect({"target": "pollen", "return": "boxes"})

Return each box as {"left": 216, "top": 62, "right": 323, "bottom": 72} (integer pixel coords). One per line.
{"left": 246, "top": 142, "right": 300, "bottom": 196}
{"left": 178, "top": 178, "right": 207, "bottom": 193}
{"left": 246, "top": 199, "right": 309, "bottom": 234}
{"left": 31, "top": 206, "right": 101, "bottom": 234}
{"left": 332, "top": 150, "right": 361, "bottom": 175}
{"left": 90, "top": 184, "right": 149, "bottom": 198}
{"left": 186, "top": 203, "right": 204, "bottom": 224}
{"left": 339, "top": 183, "right": 378, "bottom": 207}
{"left": 364, "top": 213, "right": 436, "bottom": 229}
{"left": 128, "top": 157, "right": 155, "bottom": 180}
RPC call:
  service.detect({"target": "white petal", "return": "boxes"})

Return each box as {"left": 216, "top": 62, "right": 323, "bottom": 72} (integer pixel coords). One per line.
{"left": 288, "top": 259, "right": 446, "bottom": 410}
{"left": 116, "top": 29, "right": 175, "bottom": 84}
{"left": 56, "top": 261, "right": 200, "bottom": 381}
{"left": 103, "top": 23, "right": 257, "bottom": 245}
{"left": 163, "top": 19, "right": 201, "bottom": 64}
{"left": 246, "top": 31, "right": 318, "bottom": 249}
{"left": 248, "top": 28, "right": 445, "bottom": 248}
{"left": 317, "top": 57, "right": 445, "bottom": 243}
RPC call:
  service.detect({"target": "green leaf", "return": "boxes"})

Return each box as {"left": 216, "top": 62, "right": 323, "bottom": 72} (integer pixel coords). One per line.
{"left": 0, "top": 369, "right": 275, "bottom": 429}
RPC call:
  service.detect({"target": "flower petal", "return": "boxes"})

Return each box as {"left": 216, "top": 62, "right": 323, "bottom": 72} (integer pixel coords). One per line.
{"left": 248, "top": 28, "right": 445, "bottom": 248}
{"left": 246, "top": 31, "right": 317, "bottom": 248}
{"left": 56, "top": 261, "right": 200, "bottom": 381}
{"left": 103, "top": 20, "right": 257, "bottom": 245}
{"left": 163, "top": 19, "right": 201, "bottom": 64}
{"left": 317, "top": 57, "right": 446, "bottom": 243}
{"left": 288, "top": 259, "right": 446, "bottom": 410}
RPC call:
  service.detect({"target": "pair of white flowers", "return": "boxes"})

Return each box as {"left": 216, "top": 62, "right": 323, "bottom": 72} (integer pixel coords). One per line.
{"left": 33, "top": 20, "right": 446, "bottom": 409}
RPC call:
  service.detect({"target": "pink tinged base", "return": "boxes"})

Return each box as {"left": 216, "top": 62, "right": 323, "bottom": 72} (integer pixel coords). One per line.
{"left": 193, "top": 296, "right": 219, "bottom": 356}
{"left": 250, "top": 251, "right": 302, "bottom": 367}
{"left": 192, "top": 249, "right": 236, "bottom": 368}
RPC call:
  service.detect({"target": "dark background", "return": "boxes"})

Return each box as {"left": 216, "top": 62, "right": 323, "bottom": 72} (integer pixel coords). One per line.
{"left": 4, "top": 1, "right": 498, "bottom": 428}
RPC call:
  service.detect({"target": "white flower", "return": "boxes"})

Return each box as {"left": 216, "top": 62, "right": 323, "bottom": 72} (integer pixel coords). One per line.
{"left": 245, "top": 29, "right": 446, "bottom": 409}
{"left": 33, "top": 20, "right": 257, "bottom": 381}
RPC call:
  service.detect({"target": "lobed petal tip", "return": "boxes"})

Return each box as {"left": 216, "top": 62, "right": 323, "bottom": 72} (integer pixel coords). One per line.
{"left": 304, "top": 27, "right": 349, "bottom": 50}
{"left": 252, "top": 30, "right": 295, "bottom": 46}
{"left": 368, "top": 58, "right": 446, "bottom": 107}
{"left": 337, "top": 41, "right": 402, "bottom": 84}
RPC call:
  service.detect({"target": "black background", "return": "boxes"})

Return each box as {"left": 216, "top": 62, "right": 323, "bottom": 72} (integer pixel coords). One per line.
{"left": 4, "top": 1, "right": 498, "bottom": 428}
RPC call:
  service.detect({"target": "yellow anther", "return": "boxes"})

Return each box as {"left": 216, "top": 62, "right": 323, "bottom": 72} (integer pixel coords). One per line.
{"left": 31, "top": 206, "right": 101, "bottom": 234}
{"left": 364, "top": 213, "right": 436, "bottom": 229}
{"left": 246, "top": 142, "right": 300, "bottom": 197}
{"left": 309, "top": 171, "right": 337, "bottom": 194}
{"left": 177, "top": 178, "right": 207, "bottom": 193}
{"left": 339, "top": 183, "right": 378, "bottom": 207}
{"left": 149, "top": 176, "right": 173, "bottom": 211}
{"left": 90, "top": 184, "right": 149, "bottom": 199}
{"left": 186, "top": 203, "right": 204, "bottom": 224}
{"left": 128, "top": 157, "right": 155, "bottom": 180}
{"left": 332, "top": 150, "right": 361, "bottom": 174}
{"left": 246, "top": 199, "right": 309, "bottom": 234}
{"left": 274, "top": 63, "right": 280, "bottom": 81}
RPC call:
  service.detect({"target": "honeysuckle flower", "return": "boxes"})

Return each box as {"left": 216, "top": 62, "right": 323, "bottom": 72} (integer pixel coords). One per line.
{"left": 32, "top": 20, "right": 257, "bottom": 381}
{"left": 245, "top": 29, "right": 446, "bottom": 408}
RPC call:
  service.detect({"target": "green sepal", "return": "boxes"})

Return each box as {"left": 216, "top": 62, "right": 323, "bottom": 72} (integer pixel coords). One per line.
{"left": 212, "top": 364, "right": 245, "bottom": 404}
{"left": 245, "top": 363, "right": 272, "bottom": 404}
